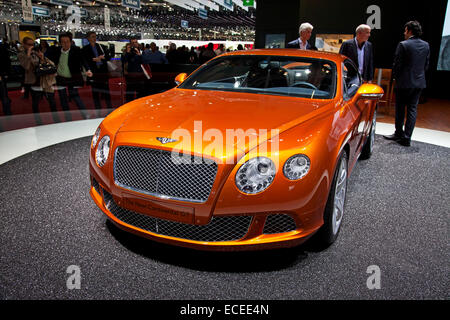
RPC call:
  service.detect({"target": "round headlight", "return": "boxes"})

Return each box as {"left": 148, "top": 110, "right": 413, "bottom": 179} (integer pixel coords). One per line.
{"left": 283, "top": 154, "right": 311, "bottom": 180}
{"left": 235, "top": 157, "right": 276, "bottom": 194}
{"left": 91, "top": 127, "right": 101, "bottom": 149}
{"left": 95, "top": 135, "right": 110, "bottom": 167}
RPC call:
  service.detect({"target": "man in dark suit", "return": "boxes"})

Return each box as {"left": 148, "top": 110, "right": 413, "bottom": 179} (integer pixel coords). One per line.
{"left": 48, "top": 33, "right": 92, "bottom": 121}
{"left": 339, "top": 24, "right": 374, "bottom": 82}
{"left": 287, "top": 23, "right": 318, "bottom": 50}
{"left": 82, "top": 31, "right": 112, "bottom": 116}
{"left": 383, "top": 21, "right": 430, "bottom": 147}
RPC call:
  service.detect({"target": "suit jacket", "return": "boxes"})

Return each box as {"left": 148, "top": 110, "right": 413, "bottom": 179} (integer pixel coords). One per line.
{"left": 82, "top": 43, "right": 111, "bottom": 74}
{"left": 48, "top": 46, "right": 90, "bottom": 87}
{"left": 393, "top": 36, "right": 430, "bottom": 89}
{"left": 339, "top": 39, "right": 374, "bottom": 81}
{"left": 287, "top": 38, "right": 318, "bottom": 50}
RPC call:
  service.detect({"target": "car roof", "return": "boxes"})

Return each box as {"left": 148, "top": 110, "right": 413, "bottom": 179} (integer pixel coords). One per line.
{"left": 221, "top": 48, "right": 346, "bottom": 63}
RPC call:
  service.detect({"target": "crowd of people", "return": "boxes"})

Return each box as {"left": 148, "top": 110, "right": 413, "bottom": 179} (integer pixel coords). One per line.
{"left": 120, "top": 39, "right": 246, "bottom": 101}
{"left": 0, "top": 32, "right": 249, "bottom": 125}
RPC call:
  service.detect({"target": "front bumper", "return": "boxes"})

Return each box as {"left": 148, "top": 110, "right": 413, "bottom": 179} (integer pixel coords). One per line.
{"left": 90, "top": 174, "right": 321, "bottom": 251}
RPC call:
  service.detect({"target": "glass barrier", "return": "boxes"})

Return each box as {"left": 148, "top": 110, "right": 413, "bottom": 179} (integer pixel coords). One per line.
{"left": 0, "top": 57, "right": 200, "bottom": 133}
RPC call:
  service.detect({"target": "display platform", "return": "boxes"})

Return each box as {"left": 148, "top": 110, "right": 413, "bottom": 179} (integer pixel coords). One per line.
{"left": 0, "top": 136, "right": 448, "bottom": 299}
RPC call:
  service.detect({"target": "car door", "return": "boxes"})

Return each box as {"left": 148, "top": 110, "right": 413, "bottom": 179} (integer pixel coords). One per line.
{"left": 342, "top": 59, "right": 370, "bottom": 156}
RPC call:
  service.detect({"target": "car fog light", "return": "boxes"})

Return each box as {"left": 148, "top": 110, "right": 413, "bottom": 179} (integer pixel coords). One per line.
{"left": 235, "top": 157, "right": 276, "bottom": 194}
{"left": 91, "top": 127, "right": 101, "bottom": 148}
{"left": 96, "top": 135, "right": 110, "bottom": 167}
{"left": 283, "top": 154, "right": 311, "bottom": 180}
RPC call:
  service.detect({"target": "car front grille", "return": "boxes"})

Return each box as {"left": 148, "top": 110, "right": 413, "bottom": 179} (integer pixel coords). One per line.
{"left": 263, "top": 214, "right": 297, "bottom": 234}
{"left": 113, "top": 146, "right": 218, "bottom": 203}
{"left": 103, "top": 189, "right": 252, "bottom": 242}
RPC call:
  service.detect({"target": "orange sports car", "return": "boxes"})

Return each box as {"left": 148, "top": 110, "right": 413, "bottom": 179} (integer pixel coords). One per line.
{"left": 89, "top": 49, "right": 383, "bottom": 251}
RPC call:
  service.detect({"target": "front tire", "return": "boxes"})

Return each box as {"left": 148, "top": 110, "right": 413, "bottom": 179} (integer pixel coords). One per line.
{"left": 311, "top": 150, "right": 348, "bottom": 248}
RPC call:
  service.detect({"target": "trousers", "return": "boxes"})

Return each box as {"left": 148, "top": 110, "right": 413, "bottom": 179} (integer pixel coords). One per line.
{"left": 394, "top": 88, "right": 422, "bottom": 140}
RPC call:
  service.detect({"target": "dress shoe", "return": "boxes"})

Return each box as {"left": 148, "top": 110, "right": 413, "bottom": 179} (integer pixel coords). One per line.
{"left": 397, "top": 138, "right": 411, "bottom": 147}
{"left": 383, "top": 134, "right": 403, "bottom": 141}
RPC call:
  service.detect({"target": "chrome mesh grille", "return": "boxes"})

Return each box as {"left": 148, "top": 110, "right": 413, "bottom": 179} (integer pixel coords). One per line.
{"left": 103, "top": 190, "right": 252, "bottom": 242}
{"left": 114, "top": 146, "right": 218, "bottom": 203}
{"left": 263, "top": 214, "right": 297, "bottom": 234}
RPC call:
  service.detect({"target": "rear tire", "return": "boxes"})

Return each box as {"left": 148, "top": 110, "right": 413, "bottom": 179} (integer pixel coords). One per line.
{"left": 310, "top": 150, "right": 348, "bottom": 249}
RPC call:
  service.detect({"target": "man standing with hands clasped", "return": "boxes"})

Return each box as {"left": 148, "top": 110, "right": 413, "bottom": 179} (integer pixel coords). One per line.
{"left": 383, "top": 21, "right": 430, "bottom": 147}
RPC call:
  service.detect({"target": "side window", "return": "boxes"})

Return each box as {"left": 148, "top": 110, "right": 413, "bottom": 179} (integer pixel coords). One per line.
{"left": 342, "top": 59, "right": 362, "bottom": 100}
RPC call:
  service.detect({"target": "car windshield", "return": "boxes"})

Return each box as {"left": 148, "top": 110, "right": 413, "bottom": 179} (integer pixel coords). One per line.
{"left": 179, "top": 55, "right": 337, "bottom": 99}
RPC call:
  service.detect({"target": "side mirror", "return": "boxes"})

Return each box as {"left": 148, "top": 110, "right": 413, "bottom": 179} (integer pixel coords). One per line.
{"left": 175, "top": 73, "right": 188, "bottom": 85}
{"left": 355, "top": 83, "right": 384, "bottom": 100}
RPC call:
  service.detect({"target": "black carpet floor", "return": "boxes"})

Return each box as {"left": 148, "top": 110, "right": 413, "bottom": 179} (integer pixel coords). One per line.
{"left": 0, "top": 136, "right": 448, "bottom": 299}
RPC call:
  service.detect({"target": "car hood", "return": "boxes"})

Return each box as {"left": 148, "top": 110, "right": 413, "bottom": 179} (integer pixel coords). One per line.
{"left": 117, "top": 88, "right": 333, "bottom": 154}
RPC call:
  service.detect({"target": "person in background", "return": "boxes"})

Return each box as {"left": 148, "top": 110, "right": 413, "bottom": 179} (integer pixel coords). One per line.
{"left": 39, "top": 40, "right": 50, "bottom": 57}
{"left": 18, "top": 37, "right": 60, "bottom": 124}
{"left": 142, "top": 42, "right": 168, "bottom": 64}
{"left": 1, "top": 37, "right": 10, "bottom": 50}
{"left": 122, "top": 38, "right": 146, "bottom": 102}
{"left": 181, "top": 45, "right": 190, "bottom": 63}
{"left": 21, "top": 38, "right": 35, "bottom": 99}
{"left": 144, "top": 43, "right": 151, "bottom": 54}
{"left": 48, "top": 32, "right": 92, "bottom": 121}
{"left": 199, "top": 43, "right": 216, "bottom": 64}
{"left": 0, "top": 42, "right": 12, "bottom": 116}
{"left": 66, "top": 32, "right": 78, "bottom": 48}
{"left": 339, "top": 24, "right": 374, "bottom": 82}
{"left": 383, "top": 21, "right": 430, "bottom": 147}
{"left": 82, "top": 31, "right": 112, "bottom": 116}
{"left": 215, "top": 43, "right": 226, "bottom": 56}
{"left": 121, "top": 43, "right": 131, "bottom": 76}
{"left": 287, "top": 22, "right": 317, "bottom": 50}
{"left": 188, "top": 46, "right": 199, "bottom": 64}
{"left": 236, "top": 44, "right": 244, "bottom": 50}
{"left": 166, "top": 42, "right": 178, "bottom": 64}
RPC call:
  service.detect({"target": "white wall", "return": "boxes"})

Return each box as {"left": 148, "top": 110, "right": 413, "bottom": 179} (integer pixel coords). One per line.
{"left": 98, "top": 39, "right": 254, "bottom": 55}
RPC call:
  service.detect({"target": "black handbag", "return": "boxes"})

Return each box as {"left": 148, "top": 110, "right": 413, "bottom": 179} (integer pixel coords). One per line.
{"left": 35, "top": 62, "right": 57, "bottom": 76}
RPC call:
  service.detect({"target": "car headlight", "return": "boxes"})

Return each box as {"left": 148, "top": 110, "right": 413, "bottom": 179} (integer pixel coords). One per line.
{"left": 95, "top": 135, "right": 110, "bottom": 167}
{"left": 91, "top": 127, "right": 101, "bottom": 149}
{"left": 235, "top": 157, "right": 276, "bottom": 194}
{"left": 283, "top": 154, "right": 311, "bottom": 180}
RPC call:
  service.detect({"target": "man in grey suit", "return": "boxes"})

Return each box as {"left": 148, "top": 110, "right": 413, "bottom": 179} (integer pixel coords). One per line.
{"left": 339, "top": 24, "right": 374, "bottom": 82}
{"left": 384, "top": 21, "right": 430, "bottom": 146}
